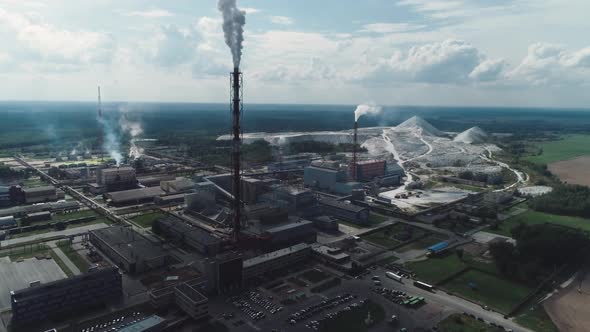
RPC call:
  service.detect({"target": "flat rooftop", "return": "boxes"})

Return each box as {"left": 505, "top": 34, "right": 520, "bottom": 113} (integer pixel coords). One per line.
{"left": 243, "top": 243, "right": 310, "bottom": 269}
{"left": 106, "top": 186, "right": 164, "bottom": 204}
{"left": 91, "top": 226, "right": 166, "bottom": 263}
{"left": 175, "top": 282, "right": 207, "bottom": 304}
{"left": 319, "top": 199, "right": 367, "bottom": 213}
{"left": 22, "top": 186, "right": 55, "bottom": 193}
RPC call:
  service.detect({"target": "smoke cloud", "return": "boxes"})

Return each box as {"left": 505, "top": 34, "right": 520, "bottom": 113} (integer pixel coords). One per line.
{"left": 354, "top": 104, "right": 382, "bottom": 122}
{"left": 218, "top": 0, "right": 246, "bottom": 68}
{"left": 98, "top": 116, "right": 123, "bottom": 166}
{"left": 118, "top": 106, "right": 144, "bottom": 160}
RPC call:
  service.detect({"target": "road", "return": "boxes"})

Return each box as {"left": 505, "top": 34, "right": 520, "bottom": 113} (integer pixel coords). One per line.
{"left": 374, "top": 267, "right": 533, "bottom": 332}
{"left": 48, "top": 241, "right": 82, "bottom": 275}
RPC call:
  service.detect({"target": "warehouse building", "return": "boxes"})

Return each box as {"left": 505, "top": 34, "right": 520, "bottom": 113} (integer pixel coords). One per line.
{"left": 201, "top": 253, "right": 244, "bottom": 294}
{"left": 0, "top": 216, "right": 16, "bottom": 229}
{"left": 311, "top": 216, "right": 339, "bottom": 232}
{"left": 319, "top": 199, "right": 370, "bottom": 225}
{"left": 263, "top": 220, "right": 316, "bottom": 250}
{"left": 153, "top": 216, "right": 221, "bottom": 255}
{"left": 96, "top": 167, "right": 137, "bottom": 191}
{"left": 22, "top": 186, "right": 58, "bottom": 204}
{"left": 150, "top": 278, "right": 208, "bottom": 321}
{"left": 0, "top": 200, "right": 80, "bottom": 218}
{"left": 105, "top": 186, "right": 164, "bottom": 206}
{"left": 161, "top": 178, "right": 195, "bottom": 193}
{"left": 304, "top": 165, "right": 363, "bottom": 195}
{"left": 243, "top": 243, "right": 311, "bottom": 283}
{"left": 10, "top": 267, "right": 122, "bottom": 326}
{"left": 154, "top": 193, "right": 186, "bottom": 206}
{"left": 273, "top": 186, "right": 316, "bottom": 211}
{"left": 354, "top": 160, "right": 386, "bottom": 181}
{"left": 89, "top": 226, "right": 168, "bottom": 273}
{"left": 0, "top": 186, "right": 10, "bottom": 207}
{"left": 138, "top": 174, "right": 176, "bottom": 187}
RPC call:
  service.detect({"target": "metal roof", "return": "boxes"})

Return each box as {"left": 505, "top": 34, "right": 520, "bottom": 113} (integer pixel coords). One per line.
{"left": 117, "top": 315, "right": 165, "bottom": 332}
{"left": 243, "top": 243, "right": 310, "bottom": 268}
{"left": 319, "top": 199, "right": 367, "bottom": 213}
{"left": 428, "top": 241, "right": 449, "bottom": 252}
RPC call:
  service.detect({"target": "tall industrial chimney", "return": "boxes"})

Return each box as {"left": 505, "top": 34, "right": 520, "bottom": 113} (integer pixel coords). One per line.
{"left": 97, "top": 86, "right": 103, "bottom": 161}
{"left": 352, "top": 121, "right": 358, "bottom": 181}
{"left": 230, "top": 67, "right": 243, "bottom": 242}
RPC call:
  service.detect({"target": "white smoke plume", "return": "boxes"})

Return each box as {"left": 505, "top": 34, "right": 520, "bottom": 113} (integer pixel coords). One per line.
{"left": 118, "top": 108, "right": 144, "bottom": 160}
{"left": 99, "top": 116, "right": 123, "bottom": 166}
{"left": 354, "top": 104, "right": 382, "bottom": 122}
{"left": 218, "top": 0, "right": 246, "bottom": 68}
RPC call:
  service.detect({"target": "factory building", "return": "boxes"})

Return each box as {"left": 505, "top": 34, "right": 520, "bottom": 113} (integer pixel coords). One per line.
{"left": 311, "top": 216, "right": 339, "bottom": 231}
{"left": 201, "top": 253, "right": 244, "bottom": 294}
{"left": 0, "top": 186, "right": 10, "bottom": 207}
{"left": 150, "top": 278, "right": 208, "bottom": 321}
{"left": 241, "top": 177, "right": 267, "bottom": 204}
{"left": 387, "top": 162, "right": 405, "bottom": 177}
{"left": 154, "top": 193, "right": 186, "bottom": 206}
{"left": 273, "top": 186, "right": 316, "bottom": 211}
{"left": 262, "top": 220, "right": 317, "bottom": 250}
{"left": 105, "top": 186, "right": 164, "bottom": 206}
{"left": 304, "top": 165, "right": 363, "bottom": 195}
{"left": 185, "top": 182, "right": 217, "bottom": 212}
{"left": 0, "top": 200, "right": 80, "bottom": 218}
{"left": 312, "top": 245, "right": 351, "bottom": 265}
{"left": 354, "top": 160, "right": 386, "bottom": 181}
{"left": 138, "top": 174, "right": 176, "bottom": 187}
{"left": 22, "top": 186, "right": 59, "bottom": 204}
{"left": 89, "top": 226, "right": 168, "bottom": 273}
{"left": 153, "top": 216, "right": 221, "bottom": 256}
{"left": 0, "top": 216, "right": 17, "bottom": 229}
{"left": 10, "top": 267, "right": 122, "bottom": 326}
{"left": 160, "top": 178, "right": 195, "bottom": 193}
{"left": 96, "top": 167, "right": 137, "bottom": 191}
{"left": 243, "top": 243, "right": 311, "bottom": 283}
{"left": 319, "top": 199, "right": 370, "bottom": 225}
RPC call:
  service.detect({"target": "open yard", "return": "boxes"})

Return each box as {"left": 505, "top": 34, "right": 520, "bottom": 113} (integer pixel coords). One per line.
{"left": 490, "top": 208, "right": 590, "bottom": 237}
{"left": 443, "top": 269, "right": 533, "bottom": 314}
{"left": 396, "top": 234, "right": 446, "bottom": 253}
{"left": 57, "top": 240, "right": 91, "bottom": 273}
{"left": 526, "top": 135, "right": 590, "bottom": 165}
{"left": 320, "top": 300, "right": 385, "bottom": 332}
{"left": 406, "top": 254, "right": 467, "bottom": 284}
{"left": 300, "top": 268, "right": 330, "bottom": 284}
{"left": 515, "top": 305, "right": 558, "bottom": 332}
{"left": 362, "top": 223, "right": 429, "bottom": 248}
{"left": 53, "top": 209, "right": 100, "bottom": 222}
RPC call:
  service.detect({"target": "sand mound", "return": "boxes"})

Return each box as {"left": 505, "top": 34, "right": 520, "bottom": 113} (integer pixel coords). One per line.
{"left": 396, "top": 116, "right": 444, "bottom": 136}
{"left": 453, "top": 126, "right": 489, "bottom": 144}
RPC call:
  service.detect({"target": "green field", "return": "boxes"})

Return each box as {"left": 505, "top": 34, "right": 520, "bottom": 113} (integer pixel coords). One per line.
{"left": 438, "top": 313, "right": 504, "bottom": 332}
{"left": 52, "top": 209, "right": 100, "bottom": 222}
{"left": 131, "top": 212, "right": 166, "bottom": 228}
{"left": 490, "top": 209, "right": 590, "bottom": 237}
{"left": 406, "top": 254, "right": 467, "bottom": 284}
{"left": 443, "top": 270, "right": 533, "bottom": 314}
{"left": 526, "top": 135, "right": 590, "bottom": 164}
{"left": 514, "top": 305, "right": 558, "bottom": 332}
{"left": 50, "top": 250, "right": 74, "bottom": 277}
{"left": 396, "top": 234, "right": 445, "bottom": 253}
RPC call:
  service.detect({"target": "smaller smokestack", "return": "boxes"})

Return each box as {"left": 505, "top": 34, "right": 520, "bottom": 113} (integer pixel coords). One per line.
{"left": 352, "top": 121, "right": 358, "bottom": 180}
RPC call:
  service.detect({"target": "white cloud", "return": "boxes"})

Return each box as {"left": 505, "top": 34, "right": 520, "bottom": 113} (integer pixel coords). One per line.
{"left": 469, "top": 59, "right": 507, "bottom": 82}
{"left": 359, "top": 23, "right": 425, "bottom": 33}
{"left": 0, "top": 7, "right": 115, "bottom": 65}
{"left": 122, "top": 8, "right": 174, "bottom": 18}
{"left": 149, "top": 25, "right": 195, "bottom": 67}
{"left": 269, "top": 16, "right": 294, "bottom": 26}
{"left": 242, "top": 7, "right": 261, "bottom": 15}
{"left": 508, "top": 43, "right": 590, "bottom": 85}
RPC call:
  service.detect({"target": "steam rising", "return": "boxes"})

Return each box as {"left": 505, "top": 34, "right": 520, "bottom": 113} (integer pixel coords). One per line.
{"left": 354, "top": 104, "right": 382, "bottom": 122}
{"left": 218, "top": 0, "right": 246, "bottom": 68}
{"left": 99, "top": 116, "right": 123, "bottom": 165}
{"left": 119, "top": 106, "right": 144, "bottom": 161}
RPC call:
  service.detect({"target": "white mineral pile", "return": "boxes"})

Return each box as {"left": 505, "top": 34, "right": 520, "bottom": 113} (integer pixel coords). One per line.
{"left": 453, "top": 126, "right": 489, "bottom": 144}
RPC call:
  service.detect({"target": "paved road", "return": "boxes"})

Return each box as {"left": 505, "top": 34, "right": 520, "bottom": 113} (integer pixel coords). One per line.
{"left": 0, "top": 223, "right": 109, "bottom": 247}
{"left": 373, "top": 267, "right": 534, "bottom": 332}
{"left": 48, "top": 241, "right": 81, "bottom": 275}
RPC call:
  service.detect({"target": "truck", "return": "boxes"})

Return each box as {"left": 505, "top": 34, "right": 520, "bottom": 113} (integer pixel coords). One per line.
{"left": 386, "top": 271, "right": 403, "bottom": 283}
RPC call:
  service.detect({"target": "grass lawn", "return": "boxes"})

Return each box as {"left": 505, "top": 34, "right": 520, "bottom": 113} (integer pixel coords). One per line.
{"left": 52, "top": 209, "right": 100, "bottom": 222}
{"left": 300, "top": 269, "right": 330, "bottom": 283}
{"left": 526, "top": 135, "right": 590, "bottom": 164}
{"left": 361, "top": 231, "right": 402, "bottom": 248}
{"left": 438, "top": 313, "right": 504, "bottom": 332}
{"left": 320, "top": 300, "right": 385, "bottom": 332}
{"left": 131, "top": 212, "right": 166, "bottom": 228}
{"left": 514, "top": 305, "right": 558, "bottom": 332}
{"left": 490, "top": 209, "right": 590, "bottom": 237}
{"left": 57, "top": 241, "right": 91, "bottom": 273}
{"left": 406, "top": 254, "right": 467, "bottom": 284}
{"left": 443, "top": 270, "right": 533, "bottom": 314}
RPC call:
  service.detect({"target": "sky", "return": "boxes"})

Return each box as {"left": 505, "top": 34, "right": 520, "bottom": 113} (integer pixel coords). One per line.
{"left": 0, "top": 0, "right": 589, "bottom": 108}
